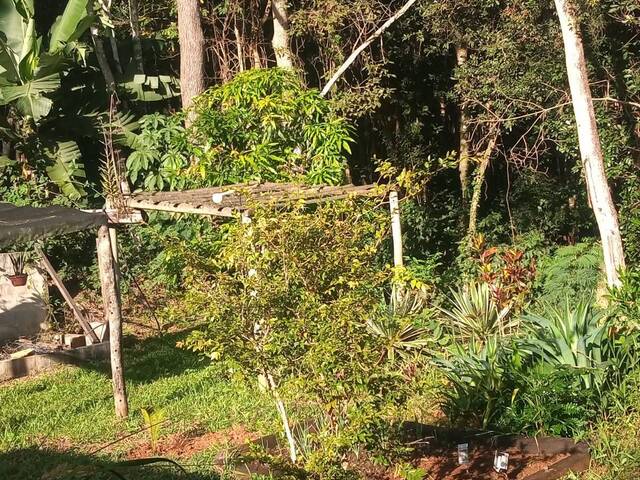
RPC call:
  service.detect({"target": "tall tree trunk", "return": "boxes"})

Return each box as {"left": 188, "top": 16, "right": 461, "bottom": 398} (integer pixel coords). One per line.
{"left": 90, "top": 26, "right": 117, "bottom": 94}
{"left": 128, "top": 0, "right": 144, "bottom": 74}
{"left": 109, "top": 35, "right": 123, "bottom": 75}
{"left": 456, "top": 44, "right": 471, "bottom": 204}
{"left": 177, "top": 0, "right": 206, "bottom": 114}
{"left": 554, "top": 0, "right": 626, "bottom": 287}
{"left": 467, "top": 129, "right": 499, "bottom": 238}
{"left": 234, "top": 21, "right": 245, "bottom": 72}
{"left": 271, "top": 0, "right": 294, "bottom": 68}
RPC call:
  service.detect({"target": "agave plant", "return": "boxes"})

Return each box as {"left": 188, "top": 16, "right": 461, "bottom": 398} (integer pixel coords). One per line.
{"left": 438, "top": 282, "right": 517, "bottom": 346}
{"left": 523, "top": 301, "right": 608, "bottom": 390}
{"left": 367, "top": 290, "right": 432, "bottom": 362}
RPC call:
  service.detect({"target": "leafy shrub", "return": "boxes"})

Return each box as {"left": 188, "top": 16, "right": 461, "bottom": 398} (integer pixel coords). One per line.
{"left": 459, "top": 234, "right": 538, "bottom": 313}
{"left": 179, "top": 197, "right": 426, "bottom": 472}
{"left": 524, "top": 300, "right": 639, "bottom": 399}
{"left": 534, "top": 241, "right": 603, "bottom": 305}
{"left": 587, "top": 370, "right": 640, "bottom": 480}
{"left": 126, "top": 68, "right": 353, "bottom": 190}
{"left": 435, "top": 336, "right": 518, "bottom": 429}
{"left": 496, "top": 363, "right": 595, "bottom": 438}
{"left": 523, "top": 301, "right": 608, "bottom": 390}
{"left": 609, "top": 267, "right": 640, "bottom": 329}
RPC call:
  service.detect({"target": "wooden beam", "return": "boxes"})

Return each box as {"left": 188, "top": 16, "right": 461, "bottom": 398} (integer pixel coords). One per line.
{"left": 97, "top": 224, "right": 129, "bottom": 419}
{"left": 36, "top": 248, "right": 100, "bottom": 344}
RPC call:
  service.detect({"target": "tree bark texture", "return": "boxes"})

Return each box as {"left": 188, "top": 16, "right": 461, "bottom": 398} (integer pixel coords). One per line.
{"left": 90, "top": 26, "right": 117, "bottom": 93}
{"left": 467, "top": 130, "right": 499, "bottom": 238}
{"left": 128, "top": 0, "right": 144, "bottom": 74}
{"left": 271, "top": 0, "right": 294, "bottom": 69}
{"left": 177, "top": 0, "right": 206, "bottom": 112}
{"left": 97, "top": 225, "right": 129, "bottom": 419}
{"left": 554, "top": 0, "right": 626, "bottom": 287}
{"left": 456, "top": 44, "right": 471, "bottom": 204}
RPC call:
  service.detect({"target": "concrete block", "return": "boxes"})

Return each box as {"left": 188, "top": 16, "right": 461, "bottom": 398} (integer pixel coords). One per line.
{"left": 64, "top": 334, "right": 86, "bottom": 348}
{"left": 10, "top": 348, "right": 34, "bottom": 360}
{"left": 0, "top": 341, "right": 110, "bottom": 381}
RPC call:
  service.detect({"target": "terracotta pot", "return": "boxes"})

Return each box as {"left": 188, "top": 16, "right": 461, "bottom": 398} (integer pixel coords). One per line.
{"left": 8, "top": 273, "right": 28, "bottom": 287}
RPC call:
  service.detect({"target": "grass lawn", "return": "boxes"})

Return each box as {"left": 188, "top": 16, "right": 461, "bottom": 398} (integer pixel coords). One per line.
{"left": 0, "top": 331, "right": 277, "bottom": 479}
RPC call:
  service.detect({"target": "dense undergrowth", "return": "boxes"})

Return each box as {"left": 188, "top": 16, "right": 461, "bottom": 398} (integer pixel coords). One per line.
{"left": 0, "top": 2, "right": 639, "bottom": 478}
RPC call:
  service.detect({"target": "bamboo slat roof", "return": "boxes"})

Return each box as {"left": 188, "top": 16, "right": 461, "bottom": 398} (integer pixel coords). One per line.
{"left": 124, "top": 182, "right": 378, "bottom": 217}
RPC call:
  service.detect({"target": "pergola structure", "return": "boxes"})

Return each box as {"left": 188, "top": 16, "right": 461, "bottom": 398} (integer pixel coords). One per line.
{"left": 0, "top": 182, "right": 401, "bottom": 420}
{"left": 0, "top": 203, "right": 128, "bottom": 419}
{"left": 117, "top": 180, "right": 402, "bottom": 274}
{"left": 118, "top": 180, "right": 401, "bottom": 263}
{"left": 123, "top": 181, "right": 379, "bottom": 218}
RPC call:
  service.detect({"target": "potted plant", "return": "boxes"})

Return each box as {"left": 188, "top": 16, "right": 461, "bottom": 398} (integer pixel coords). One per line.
{"left": 6, "top": 251, "right": 29, "bottom": 286}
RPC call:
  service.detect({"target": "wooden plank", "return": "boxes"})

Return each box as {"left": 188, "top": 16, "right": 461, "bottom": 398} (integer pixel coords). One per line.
{"left": 125, "top": 183, "right": 378, "bottom": 217}
{"left": 97, "top": 225, "right": 129, "bottom": 419}
{"left": 36, "top": 248, "right": 101, "bottom": 344}
{"left": 125, "top": 198, "right": 238, "bottom": 217}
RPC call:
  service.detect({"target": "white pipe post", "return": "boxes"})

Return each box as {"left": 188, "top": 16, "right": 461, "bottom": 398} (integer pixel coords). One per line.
{"left": 389, "top": 191, "right": 403, "bottom": 268}
{"left": 389, "top": 191, "right": 404, "bottom": 305}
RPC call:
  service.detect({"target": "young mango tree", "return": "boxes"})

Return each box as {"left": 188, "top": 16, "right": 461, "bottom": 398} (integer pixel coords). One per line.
{"left": 125, "top": 68, "right": 354, "bottom": 190}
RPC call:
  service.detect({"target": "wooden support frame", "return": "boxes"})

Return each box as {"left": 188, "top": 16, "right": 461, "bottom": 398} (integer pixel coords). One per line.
{"left": 36, "top": 248, "right": 101, "bottom": 344}
{"left": 97, "top": 224, "right": 129, "bottom": 419}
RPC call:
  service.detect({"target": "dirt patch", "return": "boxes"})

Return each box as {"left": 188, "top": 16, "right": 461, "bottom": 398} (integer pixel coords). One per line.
{"left": 415, "top": 446, "right": 570, "bottom": 479}
{"left": 127, "top": 425, "right": 258, "bottom": 460}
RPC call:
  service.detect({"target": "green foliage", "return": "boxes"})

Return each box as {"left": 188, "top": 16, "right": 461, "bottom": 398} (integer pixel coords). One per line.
{"left": 524, "top": 301, "right": 608, "bottom": 390}
{"left": 496, "top": 363, "right": 595, "bottom": 438}
{"left": 438, "top": 282, "right": 516, "bottom": 347}
{"left": 140, "top": 407, "right": 165, "bottom": 453}
{"left": 395, "top": 463, "right": 427, "bottom": 480}
{"left": 179, "top": 197, "right": 425, "bottom": 472}
{"left": 435, "top": 336, "right": 517, "bottom": 430}
{"left": 524, "top": 300, "right": 639, "bottom": 396}
{"left": 586, "top": 369, "right": 640, "bottom": 480}
{"left": 125, "top": 113, "right": 188, "bottom": 190}
{"left": 609, "top": 268, "right": 640, "bottom": 328}
{"left": 126, "top": 68, "right": 353, "bottom": 190}
{"left": 535, "top": 241, "right": 603, "bottom": 306}
{"left": 0, "top": 0, "right": 97, "bottom": 202}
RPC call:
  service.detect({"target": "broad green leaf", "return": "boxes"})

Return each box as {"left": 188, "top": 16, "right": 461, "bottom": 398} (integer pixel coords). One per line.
{"left": 0, "top": 0, "right": 35, "bottom": 81}
{"left": 45, "top": 140, "right": 86, "bottom": 199}
{"left": 48, "top": 0, "right": 90, "bottom": 53}
{"left": 0, "top": 73, "right": 60, "bottom": 120}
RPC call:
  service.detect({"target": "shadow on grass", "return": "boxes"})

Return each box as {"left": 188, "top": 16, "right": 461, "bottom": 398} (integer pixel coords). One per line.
{"left": 0, "top": 447, "right": 218, "bottom": 480}
{"left": 88, "top": 330, "right": 209, "bottom": 385}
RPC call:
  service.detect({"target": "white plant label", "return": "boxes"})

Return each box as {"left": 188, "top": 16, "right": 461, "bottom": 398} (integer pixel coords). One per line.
{"left": 494, "top": 451, "right": 509, "bottom": 472}
{"left": 457, "top": 443, "right": 469, "bottom": 465}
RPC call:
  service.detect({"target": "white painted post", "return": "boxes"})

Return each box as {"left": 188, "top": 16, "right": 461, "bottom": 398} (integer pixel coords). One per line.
{"left": 389, "top": 191, "right": 404, "bottom": 306}
{"left": 389, "top": 191, "right": 403, "bottom": 268}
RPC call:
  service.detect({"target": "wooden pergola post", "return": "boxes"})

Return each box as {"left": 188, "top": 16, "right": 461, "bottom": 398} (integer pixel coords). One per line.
{"left": 97, "top": 224, "right": 128, "bottom": 419}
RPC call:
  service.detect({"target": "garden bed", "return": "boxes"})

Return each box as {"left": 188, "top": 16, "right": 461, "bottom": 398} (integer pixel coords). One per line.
{"left": 230, "top": 424, "right": 590, "bottom": 480}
